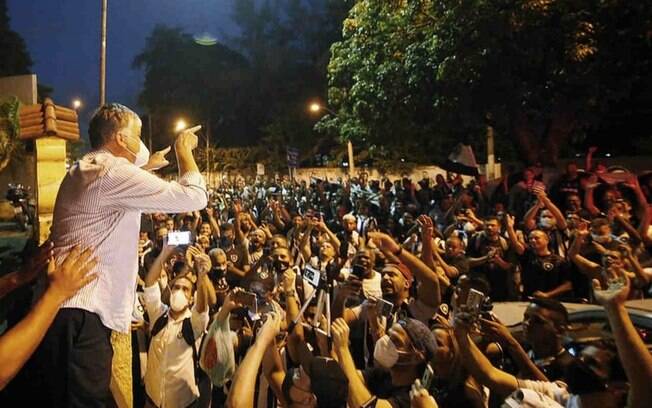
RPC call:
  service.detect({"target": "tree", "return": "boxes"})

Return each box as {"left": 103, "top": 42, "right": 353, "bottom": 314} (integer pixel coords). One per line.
{"left": 321, "top": 0, "right": 652, "bottom": 165}
{"left": 0, "top": 0, "right": 32, "bottom": 77}
{"left": 0, "top": 0, "right": 33, "bottom": 173}
{"left": 134, "top": 1, "right": 352, "bottom": 170}
{"left": 133, "top": 25, "right": 249, "bottom": 151}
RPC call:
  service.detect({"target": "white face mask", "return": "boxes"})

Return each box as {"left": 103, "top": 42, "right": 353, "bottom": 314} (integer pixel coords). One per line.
{"left": 169, "top": 289, "right": 189, "bottom": 312}
{"left": 539, "top": 218, "right": 555, "bottom": 229}
{"left": 374, "top": 335, "right": 399, "bottom": 369}
{"left": 125, "top": 136, "right": 150, "bottom": 167}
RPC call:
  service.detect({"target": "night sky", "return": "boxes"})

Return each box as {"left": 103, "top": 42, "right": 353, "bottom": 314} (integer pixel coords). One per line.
{"left": 7, "top": 0, "right": 237, "bottom": 126}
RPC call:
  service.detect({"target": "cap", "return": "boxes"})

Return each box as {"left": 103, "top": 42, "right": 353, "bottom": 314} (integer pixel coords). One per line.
{"left": 399, "top": 318, "right": 437, "bottom": 360}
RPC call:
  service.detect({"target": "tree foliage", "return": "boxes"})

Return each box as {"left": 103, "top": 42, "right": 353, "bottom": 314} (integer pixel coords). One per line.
{"left": 133, "top": 1, "right": 352, "bottom": 169}
{"left": 0, "top": 0, "right": 33, "bottom": 173}
{"left": 0, "top": 0, "right": 32, "bottom": 77}
{"left": 321, "top": 0, "right": 652, "bottom": 165}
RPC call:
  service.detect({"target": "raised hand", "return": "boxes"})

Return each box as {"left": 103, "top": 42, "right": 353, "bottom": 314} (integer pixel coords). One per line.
{"left": 367, "top": 231, "right": 400, "bottom": 252}
{"left": 505, "top": 213, "right": 515, "bottom": 229}
{"left": 409, "top": 379, "right": 438, "bottom": 408}
{"left": 479, "top": 316, "right": 516, "bottom": 345}
{"left": 257, "top": 311, "right": 282, "bottom": 344}
{"left": 592, "top": 272, "right": 630, "bottom": 308}
{"left": 331, "top": 318, "right": 351, "bottom": 350}
{"left": 281, "top": 267, "right": 296, "bottom": 293}
{"left": 175, "top": 125, "right": 201, "bottom": 152}
{"left": 144, "top": 146, "right": 171, "bottom": 170}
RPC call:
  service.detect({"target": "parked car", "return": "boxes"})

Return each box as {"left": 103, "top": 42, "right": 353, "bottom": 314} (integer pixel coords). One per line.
{"left": 492, "top": 300, "right": 652, "bottom": 351}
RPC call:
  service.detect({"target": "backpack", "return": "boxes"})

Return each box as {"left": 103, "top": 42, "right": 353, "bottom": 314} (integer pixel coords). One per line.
{"left": 150, "top": 312, "right": 207, "bottom": 386}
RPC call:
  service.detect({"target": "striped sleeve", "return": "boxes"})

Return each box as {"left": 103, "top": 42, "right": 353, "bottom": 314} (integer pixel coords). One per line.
{"left": 101, "top": 162, "right": 208, "bottom": 213}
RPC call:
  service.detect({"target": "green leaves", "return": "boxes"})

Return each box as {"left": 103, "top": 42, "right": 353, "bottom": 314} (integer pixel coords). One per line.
{"left": 322, "top": 0, "right": 652, "bottom": 165}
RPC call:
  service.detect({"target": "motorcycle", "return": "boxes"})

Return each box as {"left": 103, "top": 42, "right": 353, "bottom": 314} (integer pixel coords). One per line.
{"left": 5, "top": 183, "right": 35, "bottom": 231}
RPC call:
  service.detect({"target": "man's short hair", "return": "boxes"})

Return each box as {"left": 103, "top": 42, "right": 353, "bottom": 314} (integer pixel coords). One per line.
{"left": 591, "top": 217, "right": 610, "bottom": 230}
{"left": 529, "top": 298, "right": 569, "bottom": 327}
{"left": 484, "top": 215, "right": 502, "bottom": 225}
{"left": 88, "top": 103, "right": 138, "bottom": 149}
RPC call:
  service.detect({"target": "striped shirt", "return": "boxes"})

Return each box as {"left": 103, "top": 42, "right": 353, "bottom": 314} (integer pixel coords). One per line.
{"left": 51, "top": 150, "right": 208, "bottom": 333}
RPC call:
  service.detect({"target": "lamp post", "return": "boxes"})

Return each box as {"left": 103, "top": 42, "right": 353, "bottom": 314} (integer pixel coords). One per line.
{"left": 99, "top": 0, "right": 107, "bottom": 106}
{"left": 175, "top": 119, "right": 187, "bottom": 133}
{"left": 72, "top": 99, "right": 82, "bottom": 111}
{"left": 308, "top": 102, "right": 354, "bottom": 176}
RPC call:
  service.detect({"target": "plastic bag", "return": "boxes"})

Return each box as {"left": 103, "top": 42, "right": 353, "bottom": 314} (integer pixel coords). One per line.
{"left": 199, "top": 317, "right": 236, "bottom": 386}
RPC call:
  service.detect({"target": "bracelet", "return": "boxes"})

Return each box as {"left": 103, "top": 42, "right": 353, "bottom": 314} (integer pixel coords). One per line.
{"left": 393, "top": 247, "right": 403, "bottom": 257}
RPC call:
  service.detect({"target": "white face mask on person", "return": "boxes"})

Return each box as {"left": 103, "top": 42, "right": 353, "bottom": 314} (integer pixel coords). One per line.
{"left": 539, "top": 218, "right": 555, "bottom": 229}
{"left": 124, "top": 136, "right": 150, "bottom": 167}
{"left": 374, "top": 335, "right": 400, "bottom": 369}
{"left": 463, "top": 222, "right": 476, "bottom": 233}
{"left": 169, "top": 289, "right": 190, "bottom": 312}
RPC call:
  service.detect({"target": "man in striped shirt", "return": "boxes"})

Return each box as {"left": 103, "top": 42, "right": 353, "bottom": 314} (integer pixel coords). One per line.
{"left": 33, "top": 104, "right": 208, "bottom": 407}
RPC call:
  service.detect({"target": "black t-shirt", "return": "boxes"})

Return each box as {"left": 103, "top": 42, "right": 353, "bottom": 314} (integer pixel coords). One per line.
{"left": 519, "top": 250, "right": 571, "bottom": 298}
{"left": 363, "top": 367, "right": 411, "bottom": 408}
{"left": 467, "top": 233, "right": 513, "bottom": 301}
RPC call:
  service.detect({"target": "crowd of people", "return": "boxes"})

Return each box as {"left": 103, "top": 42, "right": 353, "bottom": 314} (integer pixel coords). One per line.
{"left": 1, "top": 103, "right": 652, "bottom": 408}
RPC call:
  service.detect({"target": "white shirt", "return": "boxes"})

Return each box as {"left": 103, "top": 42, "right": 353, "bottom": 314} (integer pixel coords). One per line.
{"left": 142, "top": 284, "right": 209, "bottom": 408}
{"left": 51, "top": 150, "right": 207, "bottom": 333}
{"left": 515, "top": 380, "right": 579, "bottom": 408}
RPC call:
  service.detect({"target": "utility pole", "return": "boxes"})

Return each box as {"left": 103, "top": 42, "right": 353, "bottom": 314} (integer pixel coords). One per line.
{"left": 99, "top": 0, "right": 108, "bottom": 106}
{"left": 486, "top": 113, "right": 495, "bottom": 180}
{"left": 206, "top": 120, "right": 211, "bottom": 186}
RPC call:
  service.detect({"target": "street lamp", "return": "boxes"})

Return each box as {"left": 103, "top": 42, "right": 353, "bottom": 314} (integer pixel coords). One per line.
{"left": 175, "top": 119, "right": 187, "bottom": 133}
{"left": 308, "top": 102, "right": 336, "bottom": 116}
{"left": 72, "top": 99, "right": 82, "bottom": 111}
{"left": 307, "top": 101, "right": 354, "bottom": 176}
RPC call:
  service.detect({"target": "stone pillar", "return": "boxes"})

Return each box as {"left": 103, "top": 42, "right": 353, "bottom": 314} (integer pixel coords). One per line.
{"left": 33, "top": 137, "right": 67, "bottom": 243}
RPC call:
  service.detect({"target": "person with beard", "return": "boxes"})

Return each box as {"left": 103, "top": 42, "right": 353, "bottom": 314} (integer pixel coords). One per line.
{"left": 331, "top": 317, "right": 438, "bottom": 408}
{"left": 334, "top": 233, "right": 441, "bottom": 368}
{"left": 507, "top": 215, "right": 572, "bottom": 300}
{"left": 466, "top": 215, "right": 515, "bottom": 301}
{"left": 338, "top": 214, "right": 363, "bottom": 267}
{"left": 142, "top": 245, "right": 211, "bottom": 408}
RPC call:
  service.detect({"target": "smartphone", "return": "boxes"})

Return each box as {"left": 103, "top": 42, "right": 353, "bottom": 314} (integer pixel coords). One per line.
{"left": 466, "top": 288, "right": 485, "bottom": 316}
{"left": 303, "top": 265, "right": 322, "bottom": 288}
{"left": 375, "top": 298, "right": 394, "bottom": 318}
{"left": 422, "top": 363, "right": 434, "bottom": 390}
{"left": 167, "top": 231, "right": 191, "bottom": 246}
{"left": 351, "top": 263, "right": 366, "bottom": 279}
{"left": 234, "top": 290, "right": 258, "bottom": 314}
